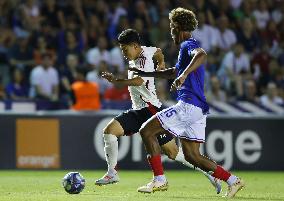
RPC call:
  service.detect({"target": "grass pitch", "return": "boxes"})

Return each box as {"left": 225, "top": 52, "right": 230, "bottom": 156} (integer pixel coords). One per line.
{"left": 0, "top": 170, "right": 283, "bottom": 201}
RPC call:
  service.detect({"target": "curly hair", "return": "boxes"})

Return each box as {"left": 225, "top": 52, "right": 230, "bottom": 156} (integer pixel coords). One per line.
{"left": 169, "top": 7, "right": 198, "bottom": 32}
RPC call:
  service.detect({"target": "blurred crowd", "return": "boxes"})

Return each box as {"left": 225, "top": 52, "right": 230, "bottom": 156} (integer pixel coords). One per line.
{"left": 0, "top": 0, "right": 283, "bottom": 110}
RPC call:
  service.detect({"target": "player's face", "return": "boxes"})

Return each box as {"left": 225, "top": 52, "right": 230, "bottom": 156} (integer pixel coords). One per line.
{"left": 170, "top": 21, "right": 180, "bottom": 44}
{"left": 120, "top": 44, "right": 137, "bottom": 60}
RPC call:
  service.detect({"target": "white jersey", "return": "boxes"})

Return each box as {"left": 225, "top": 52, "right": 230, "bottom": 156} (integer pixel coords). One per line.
{"left": 128, "top": 46, "right": 162, "bottom": 110}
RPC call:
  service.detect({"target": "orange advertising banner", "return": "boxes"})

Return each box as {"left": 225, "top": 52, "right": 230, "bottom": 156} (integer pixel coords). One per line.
{"left": 16, "top": 119, "right": 60, "bottom": 169}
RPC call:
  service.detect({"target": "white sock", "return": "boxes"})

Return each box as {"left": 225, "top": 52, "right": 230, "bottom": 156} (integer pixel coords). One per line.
{"left": 174, "top": 147, "right": 213, "bottom": 179}
{"left": 104, "top": 134, "right": 118, "bottom": 175}
{"left": 154, "top": 175, "right": 167, "bottom": 182}
{"left": 227, "top": 175, "right": 238, "bottom": 186}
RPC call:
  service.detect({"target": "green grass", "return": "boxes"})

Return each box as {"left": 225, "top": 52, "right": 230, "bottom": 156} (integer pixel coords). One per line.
{"left": 0, "top": 170, "right": 283, "bottom": 201}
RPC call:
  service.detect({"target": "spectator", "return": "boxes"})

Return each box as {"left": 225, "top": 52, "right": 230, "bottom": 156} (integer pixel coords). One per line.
{"left": 239, "top": 79, "right": 259, "bottom": 103}
{"left": 104, "top": 82, "right": 130, "bottom": 101}
{"left": 149, "top": 16, "right": 170, "bottom": 49}
{"left": 0, "top": 26, "right": 15, "bottom": 65}
{"left": 134, "top": 0, "right": 152, "bottom": 28}
{"left": 236, "top": 18, "right": 259, "bottom": 52}
{"left": 59, "top": 54, "right": 78, "bottom": 94}
{"left": 86, "top": 36, "right": 111, "bottom": 67}
{"left": 251, "top": 42, "right": 272, "bottom": 82}
{"left": 58, "top": 30, "right": 83, "bottom": 65}
{"left": 87, "top": 61, "right": 113, "bottom": 96}
{"left": 218, "top": 43, "right": 250, "bottom": 97}
{"left": 107, "top": 2, "right": 127, "bottom": 41}
{"left": 206, "top": 75, "right": 227, "bottom": 102}
{"left": 40, "top": 0, "right": 61, "bottom": 29}
{"left": 133, "top": 18, "right": 151, "bottom": 46}
{"left": 87, "top": 14, "right": 106, "bottom": 48}
{"left": 57, "top": 0, "right": 86, "bottom": 29}
{"left": 0, "top": 75, "right": 6, "bottom": 100}
{"left": 240, "top": 0, "right": 253, "bottom": 18}
{"left": 260, "top": 82, "right": 283, "bottom": 105}
{"left": 109, "top": 41, "right": 125, "bottom": 73}
{"left": 71, "top": 67, "right": 101, "bottom": 110}
{"left": 205, "top": 54, "right": 219, "bottom": 75}
{"left": 272, "top": 68, "right": 284, "bottom": 98}
{"left": 260, "top": 20, "right": 280, "bottom": 47}
{"left": 108, "top": 15, "right": 130, "bottom": 43}
{"left": 216, "top": 15, "right": 237, "bottom": 51}
{"left": 230, "top": 0, "right": 243, "bottom": 10}
{"left": 33, "top": 36, "right": 56, "bottom": 65}
{"left": 271, "top": 1, "right": 284, "bottom": 25}
{"left": 252, "top": 0, "right": 270, "bottom": 30}
{"left": 83, "top": 0, "right": 109, "bottom": 26}
{"left": 8, "top": 36, "right": 34, "bottom": 71}
{"left": 156, "top": 0, "right": 170, "bottom": 19}
{"left": 5, "top": 69, "right": 29, "bottom": 100}
{"left": 30, "top": 53, "right": 59, "bottom": 101}
{"left": 192, "top": 12, "right": 219, "bottom": 52}
{"left": 0, "top": 26, "right": 15, "bottom": 85}
{"left": 20, "top": 0, "right": 41, "bottom": 31}
{"left": 35, "top": 20, "right": 58, "bottom": 49}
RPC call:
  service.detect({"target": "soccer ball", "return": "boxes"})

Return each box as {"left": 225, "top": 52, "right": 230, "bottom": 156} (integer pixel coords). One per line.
{"left": 62, "top": 172, "right": 85, "bottom": 194}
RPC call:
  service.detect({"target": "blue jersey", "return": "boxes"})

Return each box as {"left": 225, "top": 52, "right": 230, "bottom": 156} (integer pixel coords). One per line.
{"left": 175, "top": 38, "right": 209, "bottom": 114}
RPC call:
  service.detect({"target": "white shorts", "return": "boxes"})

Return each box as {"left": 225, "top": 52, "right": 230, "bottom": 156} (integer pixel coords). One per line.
{"left": 156, "top": 101, "right": 206, "bottom": 143}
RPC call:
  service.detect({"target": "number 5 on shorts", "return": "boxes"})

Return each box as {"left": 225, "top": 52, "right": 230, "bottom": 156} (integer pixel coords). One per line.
{"left": 163, "top": 108, "right": 177, "bottom": 118}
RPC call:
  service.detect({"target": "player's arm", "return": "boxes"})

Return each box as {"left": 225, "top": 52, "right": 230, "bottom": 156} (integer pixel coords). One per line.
{"left": 102, "top": 72, "right": 143, "bottom": 86}
{"left": 171, "top": 48, "right": 207, "bottom": 91}
{"left": 153, "top": 48, "right": 165, "bottom": 71}
{"left": 129, "top": 67, "right": 176, "bottom": 79}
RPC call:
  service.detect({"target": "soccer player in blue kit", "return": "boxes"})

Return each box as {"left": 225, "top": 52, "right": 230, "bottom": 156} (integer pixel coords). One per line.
{"left": 132, "top": 8, "right": 245, "bottom": 198}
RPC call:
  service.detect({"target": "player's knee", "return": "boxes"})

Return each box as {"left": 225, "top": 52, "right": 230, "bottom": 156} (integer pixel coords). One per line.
{"left": 103, "top": 125, "right": 115, "bottom": 135}
{"left": 139, "top": 126, "right": 149, "bottom": 138}
{"left": 103, "top": 126, "right": 109, "bottom": 134}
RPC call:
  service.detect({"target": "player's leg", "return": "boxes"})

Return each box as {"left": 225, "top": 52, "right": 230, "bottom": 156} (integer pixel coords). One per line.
{"left": 97, "top": 108, "right": 152, "bottom": 186}
{"left": 138, "top": 103, "right": 186, "bottom": 193}
{"left": 137, "top": 115, "right": 169, "bottom": 193}
{"left": 95, "top": 118, "right": 124, "bottom": 185}
{"left": 160, "top": 139, "right": 221, "bottom": 194}
{"left": 180, "top": 139, "right": 245, "bottom": 198}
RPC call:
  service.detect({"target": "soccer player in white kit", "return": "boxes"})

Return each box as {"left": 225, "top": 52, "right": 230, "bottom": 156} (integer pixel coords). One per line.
{"left": 95, "top": 29, "right": 221, "bottom": 194}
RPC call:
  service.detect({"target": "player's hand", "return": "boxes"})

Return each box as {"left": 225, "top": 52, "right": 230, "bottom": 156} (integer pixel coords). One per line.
{"left": 101, "top": 72, "right": 116, "bottom": 83}
{"left": 170, "top": 75, "right": 186, "bottom": 91}
{"left": 156, "top": 62, "right": 165, "bottom": 71}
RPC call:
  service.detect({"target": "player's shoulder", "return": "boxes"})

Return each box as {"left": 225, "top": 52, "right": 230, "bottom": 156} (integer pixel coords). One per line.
{"left": 180, "top": 38, "right": 200, "bottom": 50}
{"left": 141, "top": 46, "right": 158, "bottom": 56}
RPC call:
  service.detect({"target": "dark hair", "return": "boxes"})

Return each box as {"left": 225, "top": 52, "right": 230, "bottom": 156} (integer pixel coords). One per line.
{"left": 41, "top": 52, "right": 52, "bottom": 59}
{"left": 169, "top": 7, "right": 198, "bottom": 32}
{"left": 117, "top": 29, "right": 141, "bottom": 45}
{"left": 76, "top": 67, "right": 88, "bottom": 78}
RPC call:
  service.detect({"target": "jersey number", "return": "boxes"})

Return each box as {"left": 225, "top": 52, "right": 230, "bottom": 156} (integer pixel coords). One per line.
{"left": 163, "top": 108, "right": 177, "bottom": 117}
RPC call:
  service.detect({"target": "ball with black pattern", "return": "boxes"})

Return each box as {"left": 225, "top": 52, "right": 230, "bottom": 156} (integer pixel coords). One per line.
{"left": 62, "top": 172, "right": 85, "bottom": 194}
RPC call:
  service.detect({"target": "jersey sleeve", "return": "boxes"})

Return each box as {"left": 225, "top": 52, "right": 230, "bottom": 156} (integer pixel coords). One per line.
{"left": 145, "top": 46, "right": 157, "bottom": 56}
{"left": 187, "top": 40, "right": 201, "bottom": 56}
